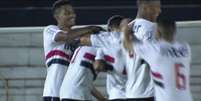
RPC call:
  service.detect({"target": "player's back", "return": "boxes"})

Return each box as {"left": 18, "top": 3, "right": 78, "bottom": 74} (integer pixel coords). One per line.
{"left": 60, "top": 46, "right": 97, "bottom": 100}
{"left": 91, "top": 31, "right": 127, "bottom": 99}
{"left": 102, "top": 46, "right": 127, "bottom": 100}
{"left": 135, "top": 40, "right": 193, "bottom": 101}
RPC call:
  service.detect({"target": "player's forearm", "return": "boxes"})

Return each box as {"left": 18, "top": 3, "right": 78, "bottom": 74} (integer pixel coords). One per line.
{"left": 121, "top": 19, "right": 134, "bottom": 52}
{"left": 94, "top": 60, "right": 113, "bottom": 72}
{"left": 54, "top": 26, "right": 103, "bottom": 43}
{"left": 67, "top": 27, "right": 94, "bottom": 39}
{"left": 79, "top": 36, "right": 92, "bottom": 46}
{"left": 91, "top": 86, "right": 107, "bottom": 101}
{"left": 123, "top": 30, "right": 133, "bottom": 52}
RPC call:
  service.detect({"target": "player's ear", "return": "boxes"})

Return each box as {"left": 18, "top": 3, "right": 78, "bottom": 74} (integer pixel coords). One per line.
{"left": 156, "top": 26, "right": 162, "bottom": 39}
{"left": 53, "top": 13, "right": 59, "bottom": 21}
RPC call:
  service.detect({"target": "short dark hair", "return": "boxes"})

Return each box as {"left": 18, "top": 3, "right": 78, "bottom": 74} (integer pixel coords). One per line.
{"left": 52, "top": 0, "right": 71, "bottom": 15}
{"left": 137, "top": 0, "right": 160, "bottom": 6}
{"left": 107, "top": 15, "right": 125, "bottom": 31}
{"left": 157, "top": 12, "right": 176, "bottom": 36}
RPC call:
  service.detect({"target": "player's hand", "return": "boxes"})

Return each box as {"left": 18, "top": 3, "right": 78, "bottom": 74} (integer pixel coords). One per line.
{"left": 94, "top": 60, "right": 113, "bottom": 72}
{"left": 88, "top": 26, "right": 105, "bottom": 34}
{"left": 97, "top": 97, "right": 108, "bottom": 101}
{"left": 94, "top": 60, "right": 107, "bottom": 72}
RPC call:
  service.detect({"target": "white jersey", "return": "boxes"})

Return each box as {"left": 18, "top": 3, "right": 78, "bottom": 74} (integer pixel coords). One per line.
{"left": 91, "top": 32, "right": 127, "bottom": 99}
{"left": 43, "top": 25, "right": 73, "bottom": 97}
{"left": 135, "top": 40, "right": 193, "bottom": 101}
{"left": 123, "top": 48, "right": 154, "bottom": 98}
{"left": 60, "top": 46, "right": 97, "bottom": 100}
{"left": 130, "top": 18, "right": 157, "bottom": 41}
{"left": 124, "top": 18, "right": 156, "bottom": 98}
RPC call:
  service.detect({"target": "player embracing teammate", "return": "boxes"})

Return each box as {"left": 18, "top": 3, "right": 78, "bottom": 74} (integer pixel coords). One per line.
{"left": 42, "top": 0, "right": 193, "bottom": 101}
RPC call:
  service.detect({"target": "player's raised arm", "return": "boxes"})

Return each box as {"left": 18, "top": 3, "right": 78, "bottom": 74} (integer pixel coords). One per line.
{"left": 79, "top": 28, "right": 106, "bottom": 46}
{"left": 52, "top": 0, "right": 105, "bottom": 43}
{"left": 120, "top": 18, "right": 134, "bottom": 53}
{"left": 54, "top": 26, "right": 105, "bottom": 43}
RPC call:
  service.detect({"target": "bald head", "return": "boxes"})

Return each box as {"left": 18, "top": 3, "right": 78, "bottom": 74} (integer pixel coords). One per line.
{"left": 137, "top": 0, "right": 160, "bottom": 6}
{"left": 136, "top": 0, "right": 161, "bottom": 22}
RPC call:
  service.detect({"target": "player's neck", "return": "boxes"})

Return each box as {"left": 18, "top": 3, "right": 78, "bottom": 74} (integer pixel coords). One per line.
{"left": 137, "top": 12, "right": 154, "bottom": 22}
{"left": 111, "top": 28, "right": 120, "bottom": 32}
{"left": 58, "top": 24, "right": 71, "bottom": 31}
{"left": 163, "top": 37, "right": 174, "bottom": 43}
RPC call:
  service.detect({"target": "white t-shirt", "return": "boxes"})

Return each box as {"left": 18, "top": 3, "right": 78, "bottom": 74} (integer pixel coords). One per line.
{"left": 123, "top": 48, "right": 154, "bottom": 98}
{"left": 135, "top": 40, "right": 193, "bottom": 101}
{"left": 124, "top": 18, "right": 156, "bottom": 98}
{"left": 43, "top": 25, "right": 74, "bottom": 97}
{"left": 43, "top": 25, "right": 73, "bottom": 68}
{"left": 91, "top": 31, "right": 127, "bottom": 99}
{"left": 60, "top": 46, "right": 97, "bottom": 100}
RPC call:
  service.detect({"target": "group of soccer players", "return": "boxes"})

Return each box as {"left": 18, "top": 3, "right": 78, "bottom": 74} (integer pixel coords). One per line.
{"left": 42, "top": 0, "right": 193, "bottom": 101}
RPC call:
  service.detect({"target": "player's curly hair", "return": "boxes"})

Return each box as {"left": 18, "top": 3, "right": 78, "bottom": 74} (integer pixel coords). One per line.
{"left": 107, "top": 15, "right": 125, "bottom": 31}
{"left": 52, "top": 0, "right": 71, "bottom": 15}
{"left": 137, "top": 0, "right": 160, "bottom": 6}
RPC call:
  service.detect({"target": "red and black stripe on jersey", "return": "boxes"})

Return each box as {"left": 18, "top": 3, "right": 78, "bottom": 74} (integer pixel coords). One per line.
{"left": 104, "top": 55, "right": 127, "bottom": 75}
{"left": 104, "top": 55, "right": 114, "bottom": 71}
{"left": 80, "top": 52, "right": 97, "bottom": 80}
{"left": 45, "top": 50, "right": 71, "bottom": 67}
{"left": 151, "top": 71, "right": 164, "bottom": 88}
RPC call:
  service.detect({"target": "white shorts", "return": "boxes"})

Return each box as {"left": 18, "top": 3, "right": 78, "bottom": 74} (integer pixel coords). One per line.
{"left": 43, "top": 64, "right": 67, "bottom": 97}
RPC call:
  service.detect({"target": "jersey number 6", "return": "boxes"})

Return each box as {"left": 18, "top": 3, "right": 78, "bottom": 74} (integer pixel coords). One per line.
{"left": 175, "top": 63, "right": 186, "bottom": 90}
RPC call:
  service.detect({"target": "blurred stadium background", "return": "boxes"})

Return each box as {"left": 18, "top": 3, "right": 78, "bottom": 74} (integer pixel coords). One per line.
{"left": 0, "top": 0, "right": 200, "bottom": 101}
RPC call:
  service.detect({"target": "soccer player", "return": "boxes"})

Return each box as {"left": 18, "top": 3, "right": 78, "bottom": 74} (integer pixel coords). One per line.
{"left": 94, "top": 47, "right": 127, "bottom": 101}
{"left": 131, "top": 13, "right": 193, "bottom": 101}
{"left": 60, "top": 46, "right": 106, "bottom": 101}
{"left": 80, "top": 15, "right": 127, "bottom": 100}
{"left": 121, "top": 0, "right": 161, "bottom": 100}
{"left": 43, "top": 0, "right": 104, "bottom": 101}
{"left": 129, "top": 0, "right": 161, "bottom": 41}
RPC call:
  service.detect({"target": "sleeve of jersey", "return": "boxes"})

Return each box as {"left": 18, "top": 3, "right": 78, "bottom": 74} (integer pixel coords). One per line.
{"left": 95, "top": 48, "right": 105, "bottom": 60}
{"left": 135, "top": 27, "right": 152, "bottom": 41}
{"left": 45, "top": 26, "right": 63, "bottom": 42}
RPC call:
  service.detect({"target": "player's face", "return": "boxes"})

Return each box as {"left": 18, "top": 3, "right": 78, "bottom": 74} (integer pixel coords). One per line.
{"left": 147, "top": 1, "right": 161, "bottom": 22}
{"left": 57, "top": 5, "right": 76, "bottom": 27}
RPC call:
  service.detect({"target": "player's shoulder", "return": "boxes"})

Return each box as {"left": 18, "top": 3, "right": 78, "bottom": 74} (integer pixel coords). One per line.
{"left": 134, "top": 18, "right": 156, "bottom": 30}
{"left": 44, "top": 25, "right": 58, "bottom": 30}
{"left": 98, "top": 31, "right": 110, "bottom": 37}
{"left": 79, "top": 46, "right": 97, "bottom": 53}
{"left": 44, "top": 25, "right": 59, "bottom": 33}
{"left": 91, "top": 31, "right": 109, "bottom": 40}
{"left": 174, "top": 41, "right": 191, "bottom": 51}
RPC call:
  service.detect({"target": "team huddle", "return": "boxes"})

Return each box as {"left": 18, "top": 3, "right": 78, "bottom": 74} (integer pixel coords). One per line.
{"left": 42, "top": 0, "right": 193, "bottom": 101}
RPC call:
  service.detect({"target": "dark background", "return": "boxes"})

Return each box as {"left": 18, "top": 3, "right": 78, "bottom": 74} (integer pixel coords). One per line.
{"left": 0, "top": 0, "right": 201, "bottom": 27}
